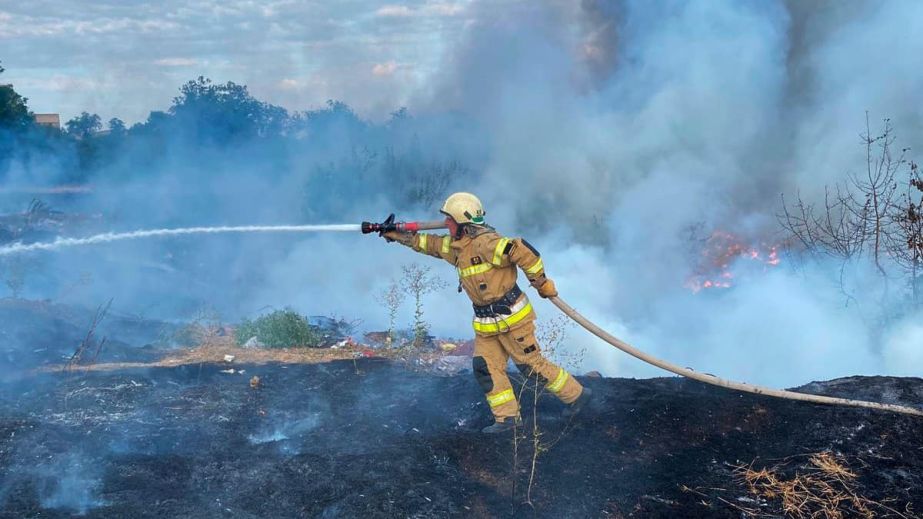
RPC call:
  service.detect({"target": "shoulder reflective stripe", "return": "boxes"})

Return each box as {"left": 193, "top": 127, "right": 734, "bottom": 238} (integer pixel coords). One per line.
{"left": 525, "top": 258, "right": 544, "bottom": 275}
{"left": 441, "top": 236, "right": 451, "bottom": 254}
{"left": 492, "top": 238, "right": 511, "bottom": 265}
{"left": 417, "top": 234, "right": 428, "bottom": 251}
{"left": 458, "top": 263, "right": 493, "bottom": 278}
{"left": 472, "top": 301, "right": 533, "bottom": 333}
{"left": 486, "top": 388, "right": 515, "bottom": 408}
{"left": 547, "top": 368, "right": 569, "bottom": 393}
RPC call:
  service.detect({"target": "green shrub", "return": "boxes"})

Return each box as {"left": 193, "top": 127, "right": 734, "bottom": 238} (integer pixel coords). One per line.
{"left": 235, "top": 309, "right": 321, "bottom": 348}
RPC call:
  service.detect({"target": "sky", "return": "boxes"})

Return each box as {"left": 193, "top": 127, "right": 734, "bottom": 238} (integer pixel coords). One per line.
{"left": 1, "top": 0, "right": 474, "bottom": 123}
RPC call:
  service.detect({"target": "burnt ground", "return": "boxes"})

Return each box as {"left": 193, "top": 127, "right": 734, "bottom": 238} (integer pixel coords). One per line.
{"left": 0, "top": 299, "right": 175, "bottom": 375}
{"left": 0, "top": 360, "right": 921, "bottom": 518}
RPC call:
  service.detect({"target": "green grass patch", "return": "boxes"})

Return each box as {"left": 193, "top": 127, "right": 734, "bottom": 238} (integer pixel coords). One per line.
{"left": 235, "top": 309, "right": 322, "bottom": 348}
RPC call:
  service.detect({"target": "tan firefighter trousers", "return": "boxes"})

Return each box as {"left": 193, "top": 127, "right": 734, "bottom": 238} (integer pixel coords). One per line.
{"left": 472, "top": 321, "right": 583, "bottom": 421}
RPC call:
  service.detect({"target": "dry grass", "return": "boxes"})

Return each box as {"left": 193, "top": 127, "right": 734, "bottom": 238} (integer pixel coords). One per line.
{"left": 44, "top": 335, "right": 399, "bottom": 373}
{"left": 729, "top": 452, "right": 917, "bottom": 519}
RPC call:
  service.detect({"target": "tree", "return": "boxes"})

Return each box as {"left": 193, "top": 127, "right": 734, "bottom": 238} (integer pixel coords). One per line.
{"left": 383, "top": 145, "right": 466, "bottom": 208}
{"left": 0, "top": 62, "right": 32, "bottom": 131}
{"left": 65, "top": 112, "right": 102, "bottom": 139}
{"left": 891, "top": 159, "right": 923, "bottom": 302}
{"left": 108, "top": 117, "right": 126, "bottom": 135}
{"left": 294, "top": 100, "right": 367, "bottom": 146}
{"left": 780, "top": 116, "right": 920, "bottom": 305}
{"left": 375, "top": 279, "right": 406, "bottom": 347}
{"left": 170, "top": 76, "right": 288, "bottom": 143}
{"left": 400, "top": 263, "right": 447, "bottom": 348}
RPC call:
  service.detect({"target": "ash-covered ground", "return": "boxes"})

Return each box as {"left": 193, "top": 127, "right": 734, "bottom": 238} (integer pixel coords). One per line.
{"left": 0, "top": 359, "right": 921, "bottom": 518}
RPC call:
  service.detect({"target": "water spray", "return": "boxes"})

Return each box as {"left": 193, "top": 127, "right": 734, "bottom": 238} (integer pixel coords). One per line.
{"left": 0, "top": 216, "right": 446, "bottom": 257}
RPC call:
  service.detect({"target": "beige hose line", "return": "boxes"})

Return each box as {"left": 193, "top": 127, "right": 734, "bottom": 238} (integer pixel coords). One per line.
{"left": 549, "top": 296, "right": 923, "bottom": 417}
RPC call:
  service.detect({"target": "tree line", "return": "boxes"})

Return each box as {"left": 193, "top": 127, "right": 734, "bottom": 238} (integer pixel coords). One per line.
{"left": 0, "top": 62, "right": 472, "bottom": 210}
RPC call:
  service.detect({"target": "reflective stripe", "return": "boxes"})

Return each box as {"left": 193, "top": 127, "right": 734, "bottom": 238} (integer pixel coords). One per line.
{"left": 473, "top": 296, "right": 529, "bottom": 325}
{"left": 547, "top": 368, "right": 569, "bottom": 393}
{"left": 458, "top": 263, "right": 493, "bottom": 278}
{"left": 486, "top": 388, "right": 515, "bottom": 408}
{"left": 525, "top": 258, "right": 544, "bottom": 275}
{"left": 472, "top": 299, "right": 533, "bottom": 333}
{"left": 417, "top": 234, "right": 428, "bottom": 251}
{"left": 492, "top": 238, "right": 511, "bottom": 266}
{"left": 441, "top": 236, "right": 451, "bottom": 254}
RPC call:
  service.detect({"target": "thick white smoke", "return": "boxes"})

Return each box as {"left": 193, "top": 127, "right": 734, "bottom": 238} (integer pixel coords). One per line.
{"left": 386, "top": 0, "right": 923, "bottom": 384}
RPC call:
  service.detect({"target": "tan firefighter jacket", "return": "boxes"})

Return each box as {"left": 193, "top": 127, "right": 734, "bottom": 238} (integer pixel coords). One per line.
{"left": 386, "top": 226, "right": 548, "bottom": 336}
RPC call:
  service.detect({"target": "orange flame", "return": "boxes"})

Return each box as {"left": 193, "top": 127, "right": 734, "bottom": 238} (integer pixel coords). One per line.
{"left": 685, "top": 230, "right": 780, "bottom": 293}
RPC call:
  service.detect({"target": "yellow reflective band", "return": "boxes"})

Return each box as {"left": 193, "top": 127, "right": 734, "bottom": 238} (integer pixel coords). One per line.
{"left": 441, "top": 236, "right": 451, "bottom": 254}
{"left": 525, "top": 258, "right": 544, "bottom": 275}
{"left": 458, "top": 263, "right": 493, "bottom": 278}
{"left": 492, "top": 238, "right": 511, "bottom": 266}
{"left": 473, "top": 296, "right": 528, "bottom": 325}
{"left": 486, "top": 388, "right": 515, "bottom": 408}
{"left": 547, "top": 368, "right": 569, "bottom": 393}
{"left": 472, "top": 301, "right": 533, "bottom": 333}
{"left": 417, "top": 234, "right": 428, "bottom": 251}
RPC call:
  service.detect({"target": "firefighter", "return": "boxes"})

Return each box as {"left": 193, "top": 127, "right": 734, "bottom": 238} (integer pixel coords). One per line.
{"left": 382, "top": 192, "right": 592, "bottom": 433}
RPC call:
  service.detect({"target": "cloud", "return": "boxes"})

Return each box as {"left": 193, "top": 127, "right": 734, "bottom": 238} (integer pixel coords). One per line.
{"left": 278, "top": 78, "right": 300, "bottom": 90}
{"left": 372, "top": 61, "right": 398, "bottom": 77}
{"left": 3, "top": 0, "right": 468, "bottom": 123}
{"left": 16, "top": 75, "right": 110, "bottom": 93}
{"left": 154, "top": 58, "right": 199, "bottom": 67}
{"left": 376, "top": 5, "right": 414, "bottom": 18}
{"left": 375, "top": 3, "right": 466, "bottom": 18}
{"left": 0, "top": 15, "right": 178, "bottom": 38}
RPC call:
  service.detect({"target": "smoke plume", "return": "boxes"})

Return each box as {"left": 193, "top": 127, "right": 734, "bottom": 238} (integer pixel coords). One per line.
{"left": 3, "top": 0, "right": 923, "bottom": 386}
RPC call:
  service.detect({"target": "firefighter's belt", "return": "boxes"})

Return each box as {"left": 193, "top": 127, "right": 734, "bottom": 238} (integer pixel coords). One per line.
{"left": 472, "top": 284, "right": 523, "bottom": 317}
{"left": 472, "top": 294, "right": 532, "bottom": 333}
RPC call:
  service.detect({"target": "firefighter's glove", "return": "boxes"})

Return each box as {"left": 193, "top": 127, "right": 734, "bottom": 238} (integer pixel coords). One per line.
{"left": 537, "top": 278, "right": 558, "bottom": 299}
{"left": 382, "top": 230, "right": 400, "bottom": 243}
{"left": 378, "top": 214, "right": 398, "bottom": 237}
{"left": 379, "top": 222, "right": 397, "bottom": 235}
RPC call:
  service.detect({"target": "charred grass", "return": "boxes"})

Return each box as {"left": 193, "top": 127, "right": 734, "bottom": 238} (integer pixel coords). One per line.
{"left": 0, "top": 362, "right": 921, "bottom": 518}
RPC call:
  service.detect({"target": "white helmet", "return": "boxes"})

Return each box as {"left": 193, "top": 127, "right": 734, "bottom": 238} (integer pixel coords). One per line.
{"left": 440, "top": 192, "right": 485, "bottom": 225}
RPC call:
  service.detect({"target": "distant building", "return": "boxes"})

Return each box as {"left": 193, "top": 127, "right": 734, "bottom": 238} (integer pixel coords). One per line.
{"left": 33, "top": 114, "right": 61, "bottom": 129}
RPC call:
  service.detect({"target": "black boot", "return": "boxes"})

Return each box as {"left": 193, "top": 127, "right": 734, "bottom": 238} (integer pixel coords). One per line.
{"left": 562, "top": 387, "right": 593, "bottom": 418}
{"left": 481, "top": 416, "right": 522, "bottom": 434}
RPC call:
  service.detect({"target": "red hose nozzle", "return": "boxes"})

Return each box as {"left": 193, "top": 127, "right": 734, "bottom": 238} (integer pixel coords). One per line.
{"left": 361, "top": 214, "right": 447, "bottom": 235}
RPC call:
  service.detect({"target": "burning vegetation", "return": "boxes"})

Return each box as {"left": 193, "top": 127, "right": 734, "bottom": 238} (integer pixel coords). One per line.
{"left": 685, "top": 230, "right": 782, "bottom": 294}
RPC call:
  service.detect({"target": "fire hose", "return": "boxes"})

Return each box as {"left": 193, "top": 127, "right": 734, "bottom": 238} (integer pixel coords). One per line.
{"left": 548, "top": 296, "right": 923, "bottom": 417}
{"left": 363, "top": 216, "right": 923, "bottom": 418}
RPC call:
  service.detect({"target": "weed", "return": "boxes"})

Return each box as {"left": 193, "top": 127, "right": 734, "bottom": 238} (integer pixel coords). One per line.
{"left": 235, "top": 309, "right": 321, "bottom": 348}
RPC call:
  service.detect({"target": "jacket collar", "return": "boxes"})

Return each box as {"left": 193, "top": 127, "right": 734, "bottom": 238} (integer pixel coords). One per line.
{"left": 451, "top": 224, "right": 492, "bottom": 249}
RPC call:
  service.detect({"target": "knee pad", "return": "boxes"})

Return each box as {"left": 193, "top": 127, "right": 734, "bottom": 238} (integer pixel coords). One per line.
{"left": 472, "top": 356, "right": 493, "bottom": 393}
